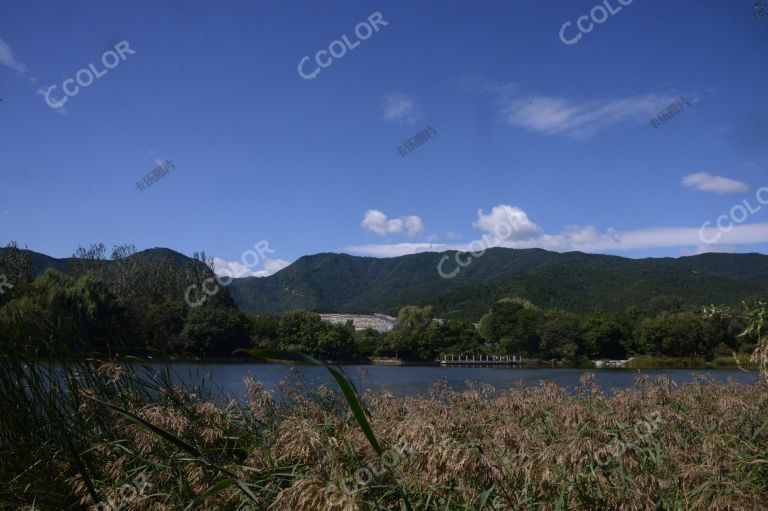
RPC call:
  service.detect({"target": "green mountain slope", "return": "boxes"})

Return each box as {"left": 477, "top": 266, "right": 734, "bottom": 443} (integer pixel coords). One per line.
{"left": 229, "top": 248, "right": 768, "bottom": 319}
{"left": 8, "top": 246, "right": 766, "bottom": 320}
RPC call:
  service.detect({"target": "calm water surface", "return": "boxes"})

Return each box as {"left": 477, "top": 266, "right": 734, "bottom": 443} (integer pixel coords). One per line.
{"left": 144, "top": 363, "right": 760, "bottom": 398}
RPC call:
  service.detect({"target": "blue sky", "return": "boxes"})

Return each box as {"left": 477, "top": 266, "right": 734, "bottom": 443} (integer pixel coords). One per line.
{"left": 1, "top": 0, "right": 767, "bottom": 277}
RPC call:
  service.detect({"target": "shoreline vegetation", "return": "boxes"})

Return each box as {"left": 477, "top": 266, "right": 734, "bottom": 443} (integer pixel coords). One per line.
{"left": 2, "top": 242, "right": 767, "bottom": 509}
{"left": 20, "top": 353, "right": 762, "bottom": 371}
{"left": 3, "top": 355, "right": 768, "bottom": 510}
{"left": 1, "top": 242, "right": 767, "bottom": 367}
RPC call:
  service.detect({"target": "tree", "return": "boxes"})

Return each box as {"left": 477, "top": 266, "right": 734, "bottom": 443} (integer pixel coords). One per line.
{"left": 478, "top": 298, "right": 542, "bottom": 356}
{"left": 316, "top": 320, "right": 355, "bottom": 359}
{"left": 355, "top": 327, "right": 383, "bottom": 357}
{"left": 67, "top": 243, "right": 107, "bottom": 279}
{"left": 0, "top": 242, "right": 32, "bottom": 306}
{"left": 277, "top": 310, "right": 325, "bottom": 353}
{"left": 384, "top": 306, "right": 435, "bottom": 359}
{"left": 580, "top": 313, "right": 627, "bottom": 359}
{"left": 11, "top": 269, "right": 128, "bottom": 352}
{"left": 110, "top": 244, "right": 141, "bottom": 301}
{"left": 180, "top": 307, "right": 251, "bottom": 356}
{"left": 432, "top": 319, "right": 484, "bottom": 356}
{"left": 394, "top": 305, "right": 434, "bottom": 330}
{"left": 636, "top": 312, "right": 715, "bottom": 358}
{"left": 251, "top": 314, "right": 280, "bottom": 348}
{"left": 538, "top": 309, "right": 582, "bottom": 360}
{"left": 141, "top": 301, "right": 187, "bottom": 353}
{"left": 704, "top": 299, "right": 768, "bottom": 381}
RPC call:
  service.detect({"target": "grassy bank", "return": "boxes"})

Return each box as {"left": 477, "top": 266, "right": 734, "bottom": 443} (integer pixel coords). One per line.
{"left": 626, "top": 354, "right": 759, "bottom": 370}
{"left": 2, "top": 357, "right": 768, "bottom": 510}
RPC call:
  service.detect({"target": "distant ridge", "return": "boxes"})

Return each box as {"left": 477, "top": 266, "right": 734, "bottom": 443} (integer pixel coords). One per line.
{"left": 228, "top": 248, "right": 768, "bottom": 320}
{"left": 0, "top": 247, "right": 204, "bottom": 277}
{"left": 6, "top": 246, "right": 767, "bottom": 321}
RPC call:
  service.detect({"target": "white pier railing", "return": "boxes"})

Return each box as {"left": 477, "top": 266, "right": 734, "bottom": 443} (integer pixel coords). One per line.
{"left": 439, "top": 354, "right": 522, "bottom": 365}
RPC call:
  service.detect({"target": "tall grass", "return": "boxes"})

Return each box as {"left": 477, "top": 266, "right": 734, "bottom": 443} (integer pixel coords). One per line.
{"left": 2, "top": 303, "right": 767, "bottom": 510}
{"left": 626, "top": 354, "right": 759, "bottom": 369}
{"left": 2, "top": 352, "right": 768, "bottom": 510}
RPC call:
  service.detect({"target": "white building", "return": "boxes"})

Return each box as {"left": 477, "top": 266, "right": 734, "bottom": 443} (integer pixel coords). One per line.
{"left": 320, "top": 313, "right": 396, "bottom": 333}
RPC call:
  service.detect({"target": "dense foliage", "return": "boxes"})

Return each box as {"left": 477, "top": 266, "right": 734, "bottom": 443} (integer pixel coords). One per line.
{"left": 0, "top": 242, "right": 247, "bottom": 357}
{"left": 248, "top": 297, "right": 759, "bottom": 363}
{"left": 1, "top": 242, "right": 763, "bottom": 362}
{"left": 229, "top": 248, "right": 768, "bottom": 318}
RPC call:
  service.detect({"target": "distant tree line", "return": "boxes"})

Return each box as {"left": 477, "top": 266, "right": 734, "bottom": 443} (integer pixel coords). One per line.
{"left": 251, "top": 296, "right": 760, "bottom": 363}
{"left": 0, "top": 242, "right": 761, "bottom": 362}
{"left": 471, "top": 297, "right": 756, "bottom": 362}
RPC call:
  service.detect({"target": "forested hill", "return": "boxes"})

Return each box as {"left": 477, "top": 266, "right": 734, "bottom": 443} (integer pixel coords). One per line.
{"left": 0, "top": 247, "right": 204, "bottom": 277}
{"left": 228, "top": 249, "right": 768, "bottom": 320}
{"left": 6, "top": 246, "right": 767, "bottom": 321}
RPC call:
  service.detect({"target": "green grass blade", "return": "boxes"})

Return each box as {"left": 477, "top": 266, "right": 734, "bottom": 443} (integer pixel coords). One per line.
{"left": 87, "top": 396, "right": 203, "bottom": 458}
{"left": 243, "top": 349, "right": 382, "bottom": 454}
{"left": 242, "top": 349, "right": 413, "bottom": 510}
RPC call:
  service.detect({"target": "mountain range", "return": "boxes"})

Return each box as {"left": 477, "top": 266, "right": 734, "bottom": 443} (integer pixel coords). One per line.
{"left": 6, "top": 247, "right": 768, "bottom": 321}
{"left": 229, "top": 248, "right": 768, "bottom": 319}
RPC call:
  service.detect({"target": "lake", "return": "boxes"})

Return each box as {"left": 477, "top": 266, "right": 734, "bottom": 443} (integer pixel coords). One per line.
{"left": 143, "top": 363, "right": 761, "bottom": 398}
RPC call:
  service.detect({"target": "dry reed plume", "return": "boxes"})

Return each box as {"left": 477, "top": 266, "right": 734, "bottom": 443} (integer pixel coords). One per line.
{"left": 2, "top": 360, "right": 767, "bottom": 511}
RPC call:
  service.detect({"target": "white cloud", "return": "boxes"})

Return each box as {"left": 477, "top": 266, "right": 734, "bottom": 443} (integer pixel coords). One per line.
{"left": 252, "top": 259, "right": 291, "bottom": 277}
{"left": 0, "top": 38, "right": 26, "bottom": 74}
{"left": 382, "top": 93, "right": 422, "bottom": 125}
{"left": 346, "top": 204, "right": 768, "bottom": 257}
{"left": 500, "top": 93, "right": 676, "bottom": 138}
{"left": 473, "top": 205, "right": 544, "bottom": 242}
{"left": 362, "top": 210, "right": 424, "bottom": 236}
{"left": 213, "top": 258, "right": 257, "bottom": 278}
{"left": 345, "top": 242, "right": 444, "bottom": 258}
{"left": 213, "top": 257, "right": 291, "bottom": 278}
{"left": 682, "top": 245, "right": 737, "bottom": 256}
{"left": 681, "top": 172, "right": 749, "bottom": 194}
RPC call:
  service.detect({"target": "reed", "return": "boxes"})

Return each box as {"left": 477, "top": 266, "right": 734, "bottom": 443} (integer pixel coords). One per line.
{"left": 2, "top": 351, "right": 767, "bottom": 510}
{"left": 2, "top": 302, "right": 766, "bottom": 510}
